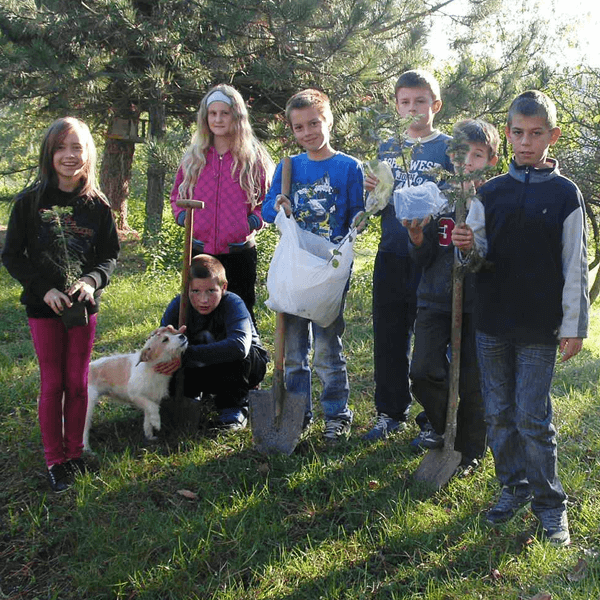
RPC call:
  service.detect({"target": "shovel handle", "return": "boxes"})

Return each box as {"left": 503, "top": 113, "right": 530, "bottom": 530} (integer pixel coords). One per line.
{"left": 178, "top": 200, "right": 205, "bottom": 329}
{"left": 176, "top": 199, "right": 205, "bottom": 210}
{"left": 444, "top": 191, "right": 468, "bottom": 447}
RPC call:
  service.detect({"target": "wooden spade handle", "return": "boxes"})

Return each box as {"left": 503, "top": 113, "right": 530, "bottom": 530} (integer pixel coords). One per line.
{"left": 177, "top": 200, "right": 205, "bottom": 328}
{"left": 176, "top": 199, "right": 205, "bottom": 210}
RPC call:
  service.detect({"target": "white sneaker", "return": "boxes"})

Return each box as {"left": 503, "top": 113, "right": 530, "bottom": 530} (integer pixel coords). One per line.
{"left": 323, "top": 418, "right": 351, "bottom": 442}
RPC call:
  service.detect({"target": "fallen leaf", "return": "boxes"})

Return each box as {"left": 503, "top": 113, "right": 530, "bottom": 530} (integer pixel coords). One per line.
{"left": 528, "top": 593, "right": 551, "bottom": 600}
{"left": 567, "top": 557, "right": 588, "bottom": 582}
{"left": 368, "top": 480, "right": 379, "bottom": 490}
{"left": 177, "top": 489, "right": 198, "bottom": 500}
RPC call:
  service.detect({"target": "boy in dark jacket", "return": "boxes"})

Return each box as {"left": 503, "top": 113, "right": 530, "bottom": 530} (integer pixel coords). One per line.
{"left": 404, "top": 119, "right": 499, "bottom": 475}
{"left": 452, "top": 91, "right": 589, "bottom": 545}
{"left": 159, "top": 254, "right": 268, "bottom": 430}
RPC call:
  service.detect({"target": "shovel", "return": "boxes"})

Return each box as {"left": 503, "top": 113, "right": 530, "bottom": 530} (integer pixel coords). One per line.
{"left": 413, "top": 193, "right": 467, "bottom": 489}
{"left": 250, "top": 156, "right": 306, "bottom": 454}
{"left": 249, "top": 312, "right": 306, "bottom": 454}
{"left": 168, "top": 198, "right": 204, "bottom": 431}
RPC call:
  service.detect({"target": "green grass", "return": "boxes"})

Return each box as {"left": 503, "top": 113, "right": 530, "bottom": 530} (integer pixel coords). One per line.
{"left": 2, "top": 210, "right": 600, "bottom": 599}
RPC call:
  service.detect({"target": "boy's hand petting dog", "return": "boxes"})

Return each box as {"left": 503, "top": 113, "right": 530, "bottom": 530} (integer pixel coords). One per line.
{"left": 153, "top": 356, "right": 182, "bottom": 375}
{"left": 401, "top": 215, "right": 431, "bottom": 248}
{"left": 152, "top": 325, "right": 187, "bottom": 375}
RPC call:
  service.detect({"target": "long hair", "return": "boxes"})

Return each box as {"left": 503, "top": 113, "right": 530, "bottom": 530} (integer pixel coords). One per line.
{"left": 177, "top": 84, "right": 274, "bottom": 209}
{"left": 24, "top": 117, "right": 105, "bottom": 216}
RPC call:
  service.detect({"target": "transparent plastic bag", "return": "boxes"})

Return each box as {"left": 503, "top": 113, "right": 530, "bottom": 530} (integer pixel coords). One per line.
{"left": 265, "top": 210, "right": 354, "bottom": 327}
{"left": 393, "top": 181, "right": 448, "bottom": 221}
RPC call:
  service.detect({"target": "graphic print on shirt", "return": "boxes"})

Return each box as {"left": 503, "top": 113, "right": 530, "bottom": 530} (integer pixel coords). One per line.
{"left": 382, "top": 156, "right": 445, "bottom": 188}
{"left": 291, "top": 173, "right": 340, "bottom": 239}
{"left": 437, "top": 216, "right": 455, "bottom": 247}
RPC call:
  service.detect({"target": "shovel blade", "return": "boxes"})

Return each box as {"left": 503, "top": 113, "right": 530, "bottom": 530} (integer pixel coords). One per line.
{"left": 413, "top": 447, "right": 462, "bottom": 490}
{"left": 249, "top": 389, "right": 306, "bottom": 455}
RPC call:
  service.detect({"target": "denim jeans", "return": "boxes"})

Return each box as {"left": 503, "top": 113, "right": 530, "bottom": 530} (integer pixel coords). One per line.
{"left": 283, "top": 301, "right": 352, "bottom": 423}
{"left": 475, "top": 331, "right": 567, "bottom": 512}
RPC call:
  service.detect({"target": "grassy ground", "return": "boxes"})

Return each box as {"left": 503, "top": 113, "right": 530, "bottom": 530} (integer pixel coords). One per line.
{"left": 1, "top": 203, "right": 600, "bottom": 599}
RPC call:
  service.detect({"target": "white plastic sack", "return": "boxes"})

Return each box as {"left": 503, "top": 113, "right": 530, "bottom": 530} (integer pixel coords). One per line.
{"left": 266, "top": 210, "right": 355, "bottom": 327}
{"left": 393, "top": 181, "right": 448, "bottom": 221}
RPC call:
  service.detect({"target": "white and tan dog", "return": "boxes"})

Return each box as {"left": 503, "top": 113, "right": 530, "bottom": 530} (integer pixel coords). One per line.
{"left": 84, "top": 327, "right": 188, "bottom": 451}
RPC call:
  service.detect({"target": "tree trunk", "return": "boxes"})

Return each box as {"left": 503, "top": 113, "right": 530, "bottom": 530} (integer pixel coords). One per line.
{"left": 99, "top": 126, "right": 136, "bottom": 234}
{"left": 144, "top": 97, "right": 167, "bottom": 243}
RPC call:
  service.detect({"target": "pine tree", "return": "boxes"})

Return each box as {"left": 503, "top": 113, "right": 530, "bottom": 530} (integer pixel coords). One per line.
{"left": 0, "top": 0, "right": 499, "bottom": 236}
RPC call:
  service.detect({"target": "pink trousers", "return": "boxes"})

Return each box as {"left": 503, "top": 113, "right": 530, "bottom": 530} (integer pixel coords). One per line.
{"left": 29, "top": 315, "right": 97, "bottom": 467}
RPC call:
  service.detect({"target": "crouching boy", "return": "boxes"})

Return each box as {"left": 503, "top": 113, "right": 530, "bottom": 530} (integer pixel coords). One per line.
{"left": 452, "top": 91, "right": 589, "bottom": 545}
{"left": 405, "top": 118, "right": 499, "bottom": 476}
{"left": 159, "top": 254, "right": 268, "bottom": 430}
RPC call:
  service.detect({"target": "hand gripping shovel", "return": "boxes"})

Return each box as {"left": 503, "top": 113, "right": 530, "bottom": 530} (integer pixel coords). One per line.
{"left": 170, "top": 198, "right": 204, "bottom": 431}
{"left": 413, "top": 193, "right": 467, "bottom": 489}
{"left": 250, "top": 157, "right": 306, "bottom": 454}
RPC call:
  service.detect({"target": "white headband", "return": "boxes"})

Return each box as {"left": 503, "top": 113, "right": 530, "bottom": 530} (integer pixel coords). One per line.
{"left": 206, "top": 90, "right": 232, "bottom": 106}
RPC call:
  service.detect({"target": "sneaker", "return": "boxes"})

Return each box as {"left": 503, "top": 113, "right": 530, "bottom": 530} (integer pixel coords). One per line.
{"left": 453, "top": 456, "right": 481, "bottom": 478}
{"left": 362, "top": 413, "right": 406, "bottom": 442}
{"left": 215, "top": 407, "right": 248, "bottom": 431}
{"left": 485, "top": 486, "right": 532, "bottom": 524}
{"left": 323, "top": 418, "right": 351, "bottom": 442}
{"left": 47, "top": 462, "right": 71, "bottom": 493}
{"left": 302, "top": 413, "right": 314, "bottom": 433}
{"left": 66, "top": 457, "right": 88, "bottom": 477}
{"left": 537, "top": 507, "right": 571, "bottom": 546}
{"left": 409, "top": 427, "right": 444, "bottom": 453}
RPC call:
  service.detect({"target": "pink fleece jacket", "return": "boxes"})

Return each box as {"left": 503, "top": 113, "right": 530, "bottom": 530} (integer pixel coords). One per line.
{"left": 170, "top": 147, "right": 265, "bottom": 255}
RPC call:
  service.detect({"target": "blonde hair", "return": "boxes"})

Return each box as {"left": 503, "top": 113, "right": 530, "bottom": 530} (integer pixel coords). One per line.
{"left": 177, "top": 84, "right": 274, "bottom": 209}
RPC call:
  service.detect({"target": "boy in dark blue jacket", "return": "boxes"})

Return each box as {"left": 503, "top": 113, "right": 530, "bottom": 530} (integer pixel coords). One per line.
{"left": 452, "top": 91, "right": 589, "bottom": 545}
{"left": 160, "top": 254, "right": 268, "bottom": 430}
{"left": 404, "top": 119, "right": 499, "bottom": 475}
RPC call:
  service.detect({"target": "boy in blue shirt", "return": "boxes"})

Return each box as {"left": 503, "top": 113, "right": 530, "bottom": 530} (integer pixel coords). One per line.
{"left": 453, "top": 91, "right": 589, "bottom": 545}
{"left": 262, "top": 89, "right": 364, "bottom": 441}
{"left": 404, "top": 119, "right": 499, "bottom": 476}
{"left": 363, "top": 69, "right": 454, "bottom": 441}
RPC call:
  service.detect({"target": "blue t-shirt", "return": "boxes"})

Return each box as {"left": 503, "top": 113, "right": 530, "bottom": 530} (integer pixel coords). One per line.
{"left": 377, "top": 131, "right": 453, "bottom": 256}
{"left": 262, "top": 152, "right": 364, "bottom": 243}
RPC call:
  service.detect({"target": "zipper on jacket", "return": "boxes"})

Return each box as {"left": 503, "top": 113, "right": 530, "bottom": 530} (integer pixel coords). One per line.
{"left": 214, "top": 152, "right": 223, "bottom": 251}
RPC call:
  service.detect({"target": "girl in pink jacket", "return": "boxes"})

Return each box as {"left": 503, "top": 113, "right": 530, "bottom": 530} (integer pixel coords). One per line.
{"left": 171, "top": 84, "right": 274, "bottom": 323}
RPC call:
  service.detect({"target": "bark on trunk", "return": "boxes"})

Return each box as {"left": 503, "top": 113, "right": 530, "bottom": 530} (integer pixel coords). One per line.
{"left": 144, "top": 98, "right": 167, "bottom": 242}
{"left": 100, "top": 130, "right": 136, "bottom": 233}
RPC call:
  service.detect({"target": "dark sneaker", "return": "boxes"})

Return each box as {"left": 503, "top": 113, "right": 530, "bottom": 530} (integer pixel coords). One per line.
{"left": 66, "top": 457, "right": 88, "bottom": 477}
{"left": 409, "top": 427, "right": 444, "bottom": 453}
{"left": 48, "top": 463, "right": 71, "bottom": 493}
{"left": 215, "top": 407, "right": 248, "bottom": 431}
{"left": 323, "top": 418, "right": 351, "bottom": 442}
{"left": 302, "top": 413, "right": 314, "bottom": 433}
{"left": 485, "top": 486, "right": 532, "bottom": 524}
{"left": 362, "top": 413, "right": 406, "bottom": 442}
{"left": 453, "top": 456, "right": 481, "bottom": 478}
{"left": 537, "top": 507, "right": 571, "bottom": 546}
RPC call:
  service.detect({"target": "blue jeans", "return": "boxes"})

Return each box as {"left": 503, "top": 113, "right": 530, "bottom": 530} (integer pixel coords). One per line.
{"left": 475, "top": 331, "right": 567, "bottom": 512}
{"left": 284, "top": 302, "right": 352, "bottom": 423}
